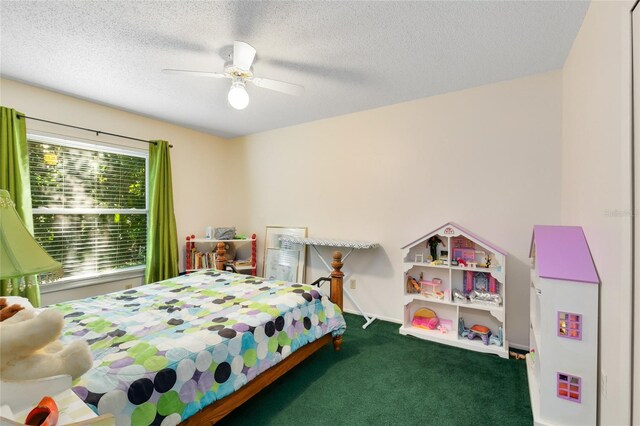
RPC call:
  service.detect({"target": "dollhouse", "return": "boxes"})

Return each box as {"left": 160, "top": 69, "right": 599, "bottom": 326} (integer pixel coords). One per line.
{"left": 527, "top": 225, "right": 599, "bottom": 426}
{"left": 399, "top": 222, "right": 508, "bottom": 358}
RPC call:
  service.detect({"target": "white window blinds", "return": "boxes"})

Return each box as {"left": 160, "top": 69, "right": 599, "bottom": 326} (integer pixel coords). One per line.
{"left": 28, "top": 137, "right": 148, "bottom": 280}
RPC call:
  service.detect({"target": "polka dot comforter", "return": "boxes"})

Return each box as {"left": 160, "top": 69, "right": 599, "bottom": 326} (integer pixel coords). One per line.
{"left": 54, "top": 270, "right": 347, "bottom": 425}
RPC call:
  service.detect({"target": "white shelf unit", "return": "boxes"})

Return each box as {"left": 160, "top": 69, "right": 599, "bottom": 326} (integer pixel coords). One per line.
{"left": 527, "top": 226, "right": 599, "bottom": 426}
{"left": 185, "top": 235, "right": 257, "bottom": 275}
{"left": 399, "top": 222, "right": 508, "bottom": 358}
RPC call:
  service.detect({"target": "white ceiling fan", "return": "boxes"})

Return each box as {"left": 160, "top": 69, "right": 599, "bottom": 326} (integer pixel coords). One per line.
{"left": 162, "top": 41, "right": 304, "bottom": 110}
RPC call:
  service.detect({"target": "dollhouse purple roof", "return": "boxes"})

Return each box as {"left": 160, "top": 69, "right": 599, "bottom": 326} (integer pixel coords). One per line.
{"left": 402, "top": 222, "right": 507, "bottom": 256}
{"left": 531, "top": 225, "right": 599, "bottom": 284}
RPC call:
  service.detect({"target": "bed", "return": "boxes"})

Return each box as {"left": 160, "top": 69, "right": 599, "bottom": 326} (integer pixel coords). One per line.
{"left": 53, "top": 245, "right": 346, "bottom": 425}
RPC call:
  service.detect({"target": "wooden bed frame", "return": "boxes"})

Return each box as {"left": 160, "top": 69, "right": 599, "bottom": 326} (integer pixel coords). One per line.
{"left": 179, "top": 243, "right": 345, "bottom": 425}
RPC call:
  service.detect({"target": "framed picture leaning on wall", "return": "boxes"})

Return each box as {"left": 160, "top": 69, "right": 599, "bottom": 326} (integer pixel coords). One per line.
{"left": 264, "top": 248, "right": 299, "bottom": 282}
{"left": 262, "top": 226, "right": 307, "bottom": 282}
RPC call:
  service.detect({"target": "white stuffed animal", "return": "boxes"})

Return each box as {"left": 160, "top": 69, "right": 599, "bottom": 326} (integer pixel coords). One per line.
{"left": 0, "top": 299, "right": 92, "bottom": 381}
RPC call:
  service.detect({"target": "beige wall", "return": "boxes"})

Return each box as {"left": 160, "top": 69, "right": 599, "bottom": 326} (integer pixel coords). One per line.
{"left": 0, "top": 74, "right": 563, "bottom": 348}
{"left": 230, "top": 71, "right": 563, "bottom": 348}
{"left": 0, "top": 78, "right": 235, "bottom": 304}
{"left": 561, "top": 1, "right": 634, "bottom": 424}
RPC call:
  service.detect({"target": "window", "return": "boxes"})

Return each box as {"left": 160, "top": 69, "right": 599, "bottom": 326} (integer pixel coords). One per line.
{"left": 27, "top": 135, "right": 148, "bottom": 281}
{"left": 557, "top": 311, "right": 582, "bottom": 340}
{"left": 557, "top": 372, "right": 581, "bottom": 403}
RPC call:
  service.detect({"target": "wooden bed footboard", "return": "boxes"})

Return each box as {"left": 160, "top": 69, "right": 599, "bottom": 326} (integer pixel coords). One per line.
{"left": 180, "top": 246, "right": 345, "bottom": 425}
{"left": 329, "top": 250, "right": 344, "bottom": 351}
{"left": 215, "top": 242, "right": 227, "bottom": 270}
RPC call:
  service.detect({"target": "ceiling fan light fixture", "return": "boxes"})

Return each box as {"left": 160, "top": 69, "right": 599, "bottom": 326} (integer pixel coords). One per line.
{"left": 164, "top": 40, "right": 304, "bottom": 109}
{"left": 228, "top": 80, "right": 249, "bottom": 110}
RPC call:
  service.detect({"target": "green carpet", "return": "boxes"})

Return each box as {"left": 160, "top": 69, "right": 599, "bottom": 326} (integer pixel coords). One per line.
{"left": 219, "top": 313, "right": 532, "bottom": 425}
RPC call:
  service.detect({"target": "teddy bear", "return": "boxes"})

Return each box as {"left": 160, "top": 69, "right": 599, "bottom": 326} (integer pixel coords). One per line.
{"left": 0, "top": 297, "right": 93, "bottom": 381}
{"left": 0, "top": 298, "right": 24, "bottom": 321}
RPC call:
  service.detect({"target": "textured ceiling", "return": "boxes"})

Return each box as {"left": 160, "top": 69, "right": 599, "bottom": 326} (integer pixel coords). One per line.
{"left": 0, "top": 1, "right": 589, "bottom": 139}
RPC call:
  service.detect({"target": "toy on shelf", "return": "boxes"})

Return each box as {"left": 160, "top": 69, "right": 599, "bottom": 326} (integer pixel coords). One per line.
{"left": 440, "top": 250, "right": 449, "bottom": 266}
{"left": 406, "top": 275, "right": 421, "bottom": 293}
{"left": 456, "top": 258, "right": 467, "bottom": 267}
{"left": 467, "top": 325, "right": 491, "bottom": 345}
{"left": 458, "top": 318, "right": 493, "bottom": 346}
{"left": 489, "top": 326, "right": 503, "bottom": 346}
{"left": 420, "top": 278, "right": 442, "bottom": 298}
{"left": 452, "top": 236, "right": 474, "bottom": 250}
{"left": 412, "top": 307, "right": 439, "bottom": 330}
{"left": 438, "top": 318, "right": 453, "bottom": 333}
{"left": 462, "top": 271, "right": 502, "bottom": 307}
{"left": 458, "top": 317, "right": 468, "bottom": 334}
{"left": 453, "top": 289, "right": 467, "bottom": 303}
{"left": 453, "top": 248, "right": 474, "bottom": 263}
{"left": 469, "top": 291, "right": 502, "bottom": 306}
{"left": 427, "top": 236, "right": 444, "bottom": 263}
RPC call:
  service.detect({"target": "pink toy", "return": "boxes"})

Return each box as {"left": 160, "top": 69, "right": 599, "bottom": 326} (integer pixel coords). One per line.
{"left": 453, "top": 248, "right": 475, "bottom": 262}
{"left": 489, "top": 275, "right": 497, "bottom": 293}
{"left": 412, "top": 308, "right": 440, "bottom": 330}
{"left": 412, "top": 316, "right": 439, "bottom": 330}
{"left": 439, "top": 318, "right": 453, "bottom": 331}
{"left": 420, "top": 279, "right": 441, "bottom": 297}
{"left": 465, "top": 271, "right": 474, "bottom": 292}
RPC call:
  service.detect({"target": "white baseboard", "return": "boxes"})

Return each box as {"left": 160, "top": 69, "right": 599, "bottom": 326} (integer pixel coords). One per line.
{"left": 508, "top": 342, "right": 529, "bottom": 352}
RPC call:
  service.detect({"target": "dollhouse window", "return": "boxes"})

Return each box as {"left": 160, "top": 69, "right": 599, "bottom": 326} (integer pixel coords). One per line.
{"left": 557, "top": 311, "right": 582, "bottom": 340}
{"left": 557, "top": 373, "right": 581, "bottom": 403}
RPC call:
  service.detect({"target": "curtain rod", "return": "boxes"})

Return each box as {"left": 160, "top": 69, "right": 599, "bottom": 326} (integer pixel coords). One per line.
{"left": 16, "top": 114, "right": 173, "bottom": 148}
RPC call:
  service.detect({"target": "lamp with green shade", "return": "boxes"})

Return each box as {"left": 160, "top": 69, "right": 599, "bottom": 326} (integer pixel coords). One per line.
{"left": 0, "top": 189, "right": 62, "bottom": 285}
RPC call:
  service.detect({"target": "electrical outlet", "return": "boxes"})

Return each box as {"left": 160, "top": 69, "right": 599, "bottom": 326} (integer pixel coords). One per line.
{"left": 125, "top": 284, "right": 133, "bottom": 289}
{"left": 350, "top": 279, "right": 356, "bottom": 289}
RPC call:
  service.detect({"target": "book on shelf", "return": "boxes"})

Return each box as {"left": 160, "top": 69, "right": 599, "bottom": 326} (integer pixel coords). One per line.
{"left": 190, "top": 250, "right": 216, "bottom": 270}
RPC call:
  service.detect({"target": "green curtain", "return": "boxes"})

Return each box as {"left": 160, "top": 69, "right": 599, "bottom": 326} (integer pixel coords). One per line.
{"left": 145, "top": 140, "right": 179, "bottom": 283}
{"left": 0, "top": 106, "right": 40, "bottom": 306}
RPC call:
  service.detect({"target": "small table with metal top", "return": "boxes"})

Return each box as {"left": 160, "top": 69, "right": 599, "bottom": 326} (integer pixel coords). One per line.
{"left": 278, "top": 236, "right": 380, "bottom": 329}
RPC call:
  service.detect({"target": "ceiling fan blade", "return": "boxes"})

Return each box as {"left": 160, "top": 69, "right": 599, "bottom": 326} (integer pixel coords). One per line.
{"left": 251, "top": 77, "right": 305, "bottom": 96}
{"left": 162, "top": 69, "right": 228, "bottom": 78}
{"left": 233, "top": 41, "right": 256, "bottom": 70}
